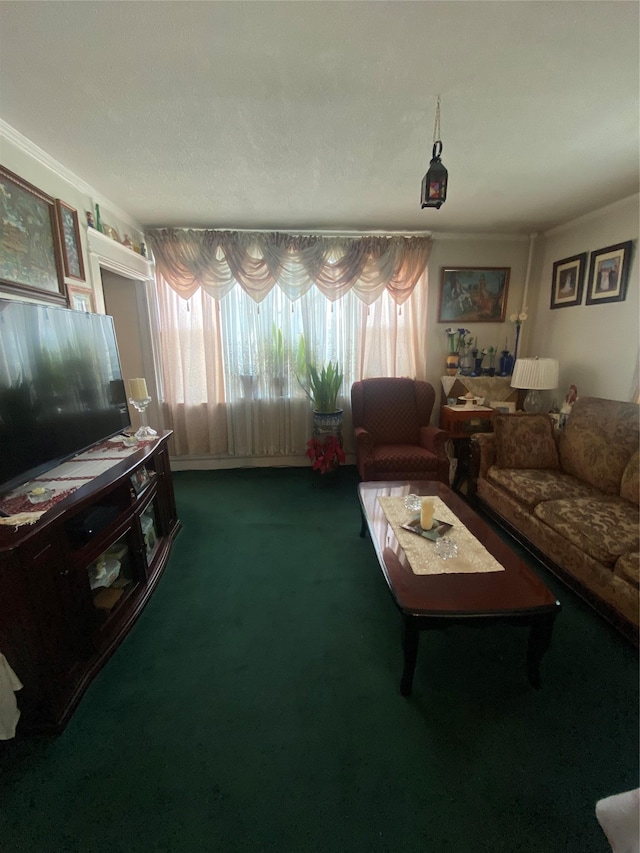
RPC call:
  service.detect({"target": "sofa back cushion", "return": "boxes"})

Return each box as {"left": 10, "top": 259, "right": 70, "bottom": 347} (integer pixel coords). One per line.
{"left": 620, "top": 449, "right": 639, "bottom": 505}
{"left": 495, "top": 413, "right": 559, "bottom": 470}
{"left": 559, "top": 397, "right": 640, "bottom": 495}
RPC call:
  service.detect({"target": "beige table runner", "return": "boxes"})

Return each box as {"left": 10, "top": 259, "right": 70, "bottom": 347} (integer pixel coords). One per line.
{"left": 378, "top": 496, "right": 505, "bottom": 576}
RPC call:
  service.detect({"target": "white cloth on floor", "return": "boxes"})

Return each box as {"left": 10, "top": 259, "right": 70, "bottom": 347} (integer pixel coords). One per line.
{"left": 0, "top": 653, "right": 23, "bottom": 740}
{"left": 596, "top": 788, "right": 640, "bottom": 853}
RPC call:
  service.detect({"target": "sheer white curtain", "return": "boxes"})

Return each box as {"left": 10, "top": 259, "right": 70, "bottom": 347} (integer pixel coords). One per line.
{"left": 153, "top": 269, "right": 428, "bottom": 462}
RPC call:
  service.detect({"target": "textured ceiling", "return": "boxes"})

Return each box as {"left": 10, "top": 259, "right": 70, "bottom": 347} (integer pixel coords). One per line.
{"left": 0, "top": 1, "right": 638, "bottom": 234}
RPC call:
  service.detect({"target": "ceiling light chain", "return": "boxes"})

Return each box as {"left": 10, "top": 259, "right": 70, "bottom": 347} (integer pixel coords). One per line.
{"left": 432, "top": 95, "right": 441, "bottom": 145}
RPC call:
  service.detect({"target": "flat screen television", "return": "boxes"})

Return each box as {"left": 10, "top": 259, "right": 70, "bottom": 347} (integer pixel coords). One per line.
{"left": 0, "top": 298, "right": 131, "bottom": 500}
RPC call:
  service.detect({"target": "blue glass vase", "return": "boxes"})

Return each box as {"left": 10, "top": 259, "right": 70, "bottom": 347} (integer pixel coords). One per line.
{"left": 499, "top": 350, "right": 514, "bottom": 376}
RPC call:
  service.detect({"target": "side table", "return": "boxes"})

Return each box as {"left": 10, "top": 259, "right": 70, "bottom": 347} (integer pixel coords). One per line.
{"left": 440, "top": 405, "right": 495, "bottom": 492}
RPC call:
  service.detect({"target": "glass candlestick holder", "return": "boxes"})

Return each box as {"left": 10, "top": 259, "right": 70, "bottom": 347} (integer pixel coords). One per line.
{"left": 128, "top": 396, "right": 157, "bottom": 440}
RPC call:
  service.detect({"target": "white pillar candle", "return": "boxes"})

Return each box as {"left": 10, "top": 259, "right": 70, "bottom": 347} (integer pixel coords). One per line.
{"left": 420, "top": 498, "right": 434, "bottom": 530}
{"left": 129, "top": 378, "right": 149, "bottom": 400}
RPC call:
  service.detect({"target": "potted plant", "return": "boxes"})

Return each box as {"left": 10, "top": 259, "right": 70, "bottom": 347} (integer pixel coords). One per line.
{"left": 296, "top": 338, "right": 345, "bottom": 472}
{"left": 307, "top": 361, "right": 343, "bottom": 413}
{"left": 305, "top": 434, "right": 345, "bottom": 474}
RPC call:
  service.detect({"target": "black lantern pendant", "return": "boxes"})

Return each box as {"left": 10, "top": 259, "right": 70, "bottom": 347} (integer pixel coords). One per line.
{"left": 420, "top": 96, "right": 448, "bottom": 210}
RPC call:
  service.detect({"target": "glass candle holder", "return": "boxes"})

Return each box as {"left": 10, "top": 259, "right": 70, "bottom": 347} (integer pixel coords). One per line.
{"left": 435, "top": 538, "right": 458, "bottom": 560}
{"left": 128, "top": 396, "right": 158, "bottom": 440}
{"left": 404, "top": 493, "right": 422, "bottom": 512}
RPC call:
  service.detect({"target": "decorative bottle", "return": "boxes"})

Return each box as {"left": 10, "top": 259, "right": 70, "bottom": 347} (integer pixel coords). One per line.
{"left": 95, "top": 204, "right": 103, "bottom": 233}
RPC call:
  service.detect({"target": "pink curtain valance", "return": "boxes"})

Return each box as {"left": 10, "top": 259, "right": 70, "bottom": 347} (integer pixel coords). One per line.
{"left": 145, "top": 229, "right": 432, "bottom": 305}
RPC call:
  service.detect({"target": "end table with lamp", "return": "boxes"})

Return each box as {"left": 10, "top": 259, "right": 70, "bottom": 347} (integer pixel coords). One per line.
{"left": 440, "top": 400, "right": 495, "bottom": 492}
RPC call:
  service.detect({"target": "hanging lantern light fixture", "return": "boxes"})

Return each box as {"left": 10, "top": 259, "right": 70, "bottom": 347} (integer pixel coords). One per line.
{"left": 420, "top": 95, "right": 448, "bottom": 210}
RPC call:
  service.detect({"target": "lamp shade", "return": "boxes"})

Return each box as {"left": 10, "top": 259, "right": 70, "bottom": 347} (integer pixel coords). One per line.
{"left": 511, "top": 358, "right": 559, "bottom": 391}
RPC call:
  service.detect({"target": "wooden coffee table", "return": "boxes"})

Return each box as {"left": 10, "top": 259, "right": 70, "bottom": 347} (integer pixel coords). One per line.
{"left": 358, "top": 481, "right": 561, "bottom": 696}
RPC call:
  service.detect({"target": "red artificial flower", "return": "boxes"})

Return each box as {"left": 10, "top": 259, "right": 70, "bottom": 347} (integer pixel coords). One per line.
{"left": 305, "top": 435, "right": 345, "bottom": 474}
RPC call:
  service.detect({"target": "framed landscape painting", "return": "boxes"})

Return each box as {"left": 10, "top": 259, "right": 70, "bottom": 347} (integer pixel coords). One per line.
{"left": 585, "top": 241, "right": 633, "bottom": 306}
{"left": 0, "top": 165, "right": 65, "bottom": 302}
{"left": 438, "top": 267, "right": 510, "bottom": 323}
{"left": 550, "top": 252, "right": 587, "bottom": 309}
{"left": 56, "top": 199, "right": 86, "bottom": 281}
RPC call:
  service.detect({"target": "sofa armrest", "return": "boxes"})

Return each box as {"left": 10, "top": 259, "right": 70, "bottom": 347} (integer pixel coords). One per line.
{"left": 471, "top": 432, "right": 496, "bottom": 483}
{"left": 419, "top": 426, "right": 450, "bottom": 461}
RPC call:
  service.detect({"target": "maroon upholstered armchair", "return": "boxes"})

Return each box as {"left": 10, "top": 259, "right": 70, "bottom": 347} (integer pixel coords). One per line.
{"left": 351, "top": 377, "right": 450, "bottom": 484}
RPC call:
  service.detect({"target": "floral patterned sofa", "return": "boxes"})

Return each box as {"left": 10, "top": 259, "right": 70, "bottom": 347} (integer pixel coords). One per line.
{"left": 471, "top": 398, "right": 639, "bottom": 643}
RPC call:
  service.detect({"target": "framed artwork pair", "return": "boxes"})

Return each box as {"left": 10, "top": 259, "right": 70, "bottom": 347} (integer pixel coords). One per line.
{"left": 550, "top": 242, "right": 633, "bottom": 309}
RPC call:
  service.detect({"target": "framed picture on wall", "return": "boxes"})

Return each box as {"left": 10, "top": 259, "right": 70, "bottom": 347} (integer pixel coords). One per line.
{"left": 550, "top": 252, "right": 587, "bottom": 309}
{"left": 56, "top": 200, "right": 86, "bottom": 281}
{"left": 438, "top": 267, "right": 510, "bottom": 323}
{"left": 67, "top": 284, "right": 96, "bottom": 313}
{"left": 0, "top": 165, "right": 66, "bottom": 302}
{"left": 585, "top": 241, "right": 633, "bottom": 306}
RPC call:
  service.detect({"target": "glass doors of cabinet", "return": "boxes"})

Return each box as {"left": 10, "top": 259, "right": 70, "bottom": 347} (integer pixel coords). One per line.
{"left": 87, "top": 526, "right": 145, "bottom": 625}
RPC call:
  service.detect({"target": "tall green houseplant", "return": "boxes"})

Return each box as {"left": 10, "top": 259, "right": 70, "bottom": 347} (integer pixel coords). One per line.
{"left": 307, "top": 361, "right": 343, "bottom": 413}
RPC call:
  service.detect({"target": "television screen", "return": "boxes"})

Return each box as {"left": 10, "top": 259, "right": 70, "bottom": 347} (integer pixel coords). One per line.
{"left": 0, "top": 299, "right": 131, "bottom": 498}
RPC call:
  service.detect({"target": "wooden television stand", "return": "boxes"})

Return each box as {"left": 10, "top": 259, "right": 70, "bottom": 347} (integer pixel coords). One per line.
{"left": 0, "top": 431, "right": 181, "bottom": 735}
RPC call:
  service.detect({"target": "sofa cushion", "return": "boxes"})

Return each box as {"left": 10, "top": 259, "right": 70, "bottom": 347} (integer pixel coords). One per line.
{"left": 614, "top": 552, "right": 639, "bottom": 589}
{"left": 559, "top": 397, "right": 640, "bottom": 495}
{"left": 620, "top": 449, "right": 639, "bottom": 505}
{"left": 487, "top": 466, "right": 600, "bottom": 510}
{"left": 534, "top": 496, "right": 640, "bottom": 567}
{"left": 494, "top": 413, "right": 559, "bottom": 470}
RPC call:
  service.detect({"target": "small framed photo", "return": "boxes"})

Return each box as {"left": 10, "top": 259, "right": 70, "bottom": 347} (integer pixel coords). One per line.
{"left": 438, "top": 267, "right": 510, "bottom": 323}
{"left": 130, "top": 468, "right": 151, "bottom": 495}
{"left": 550, "top": 252, "right": 587, "bottom": 309}
{"left": 56, "top": 200, "right": 86, "bottom": 281}
{"left": 67, "top": 284, "right": 96, "bottom": 313}
{"left": 585, "top": 241, "right": 633, "bottom": 306}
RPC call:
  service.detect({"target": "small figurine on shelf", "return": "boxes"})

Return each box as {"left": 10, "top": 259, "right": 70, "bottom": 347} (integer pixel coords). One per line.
{"left": 559, "top": 384, "right": 578, "bottom": 428}
{"left": 122, "top": 234, "right": 133, "bottom": 250}
{"left": 471, "top": 349, "right": 483, "bottom": 377}
{"left": 86, "top": 210, "right": 95, "bottom": 229}
{"left": 487, "top": 346, "right": 497, "bottom": 376}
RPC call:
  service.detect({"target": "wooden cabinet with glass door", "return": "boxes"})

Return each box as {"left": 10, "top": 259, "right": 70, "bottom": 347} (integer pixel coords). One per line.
{"left": 0, "top": 432, "right": 181, "bottom": 734}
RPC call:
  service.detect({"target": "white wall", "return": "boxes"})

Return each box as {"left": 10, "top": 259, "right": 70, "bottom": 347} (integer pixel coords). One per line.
{"left": 527, "top": 195, "right": 639, "bottom": 403}
{"left": 424, "top": 235, "right": 532, "bottom": 402}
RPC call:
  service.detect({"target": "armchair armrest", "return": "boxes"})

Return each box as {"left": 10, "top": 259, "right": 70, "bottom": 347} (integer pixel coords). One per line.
{"left": 354, "top": 426, "right": 376, "bottom": 480}
{"left": 418, "top": 426, "right": 450, "bottom": 461}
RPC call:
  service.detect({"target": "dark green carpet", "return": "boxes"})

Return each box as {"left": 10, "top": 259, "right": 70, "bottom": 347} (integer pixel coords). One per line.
{"left": 1, "top": 467, "right": 638, "bottom": 852}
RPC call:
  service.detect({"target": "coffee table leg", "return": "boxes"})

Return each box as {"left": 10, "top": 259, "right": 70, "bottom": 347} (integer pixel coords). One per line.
{"left": 527, "top": 613, "right": 556, "bottom": 689}
{"left": 359, "top": 506, "right": 367, "bottom": 538}
{"left": 400, "top": 617, "right": 419, "bottom": 696}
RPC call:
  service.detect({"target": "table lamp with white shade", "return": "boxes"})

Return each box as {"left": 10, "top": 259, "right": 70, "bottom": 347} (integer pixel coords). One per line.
{"left": 511, "top": 358, "right": 559, "bottom": 413}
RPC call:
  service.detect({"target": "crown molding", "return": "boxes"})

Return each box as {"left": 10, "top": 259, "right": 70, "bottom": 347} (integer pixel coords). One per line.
{"left": 543, "top": 193, "right": 640, "bottom": 238}
{"left": 0, "top": 118, "right": 143, "bottom": 231}
{"left": 432, "top": 231, "right": 531, "bottom": 242}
